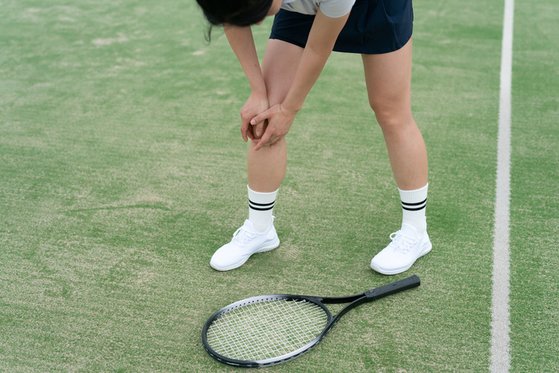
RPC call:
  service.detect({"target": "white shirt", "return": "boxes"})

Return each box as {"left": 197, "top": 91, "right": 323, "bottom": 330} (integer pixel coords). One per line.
{"left": 281, "top": 0, "right": 356, "bottom": 18}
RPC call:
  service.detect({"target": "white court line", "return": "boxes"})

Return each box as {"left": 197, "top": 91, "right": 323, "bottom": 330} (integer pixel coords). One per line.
{"left": 490, "top": 0, "right": 514, "bottom": 372}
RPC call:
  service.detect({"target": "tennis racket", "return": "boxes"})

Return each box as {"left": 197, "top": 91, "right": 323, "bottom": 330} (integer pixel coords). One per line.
{"left": 202, "top": 275, "right": 420, "bottom": 367}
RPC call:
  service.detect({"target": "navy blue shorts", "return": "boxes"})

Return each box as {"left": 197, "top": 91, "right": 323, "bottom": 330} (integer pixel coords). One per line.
{"left": 270, "top": 0, "right": 413, "bottom": 54}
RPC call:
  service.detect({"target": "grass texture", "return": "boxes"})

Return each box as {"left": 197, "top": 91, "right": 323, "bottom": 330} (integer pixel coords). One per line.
{"left": 0, "top": 0, "right": 556, "bottom": 371}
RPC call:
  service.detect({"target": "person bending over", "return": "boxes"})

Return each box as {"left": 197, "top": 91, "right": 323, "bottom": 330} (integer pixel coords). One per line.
{"left": 196, "top": 0, "right": 431, "bottom": 274}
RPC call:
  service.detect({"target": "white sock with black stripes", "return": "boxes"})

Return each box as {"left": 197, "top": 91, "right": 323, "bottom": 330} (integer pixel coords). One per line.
{"left": 399, "top": 184, "right": 428, "bottom": 233}
{"left": 247, "top": 185, "right": 277, "bottom": 232}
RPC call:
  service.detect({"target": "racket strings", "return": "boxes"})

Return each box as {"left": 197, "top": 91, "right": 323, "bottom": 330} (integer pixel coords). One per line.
{"left": 206, "top": 298, "right": 329, "bottom": 362}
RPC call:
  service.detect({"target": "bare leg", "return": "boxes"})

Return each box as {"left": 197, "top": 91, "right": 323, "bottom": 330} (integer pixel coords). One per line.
{"left": 365, "top": 39, "right": 432, "bottom": 275}
{"left": 210, "top": 40, "right": 305, "bottom": 271}
{"left": 361, "top": 39, "right": 428, "bottom": 189}
{"left": 247, "top": 39, "right": 304, "bottom": 192}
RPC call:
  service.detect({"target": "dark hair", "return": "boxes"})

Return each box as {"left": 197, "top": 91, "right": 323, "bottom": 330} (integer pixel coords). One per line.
{"left": 196, "top": 0, "right": 273, "bottom": 40}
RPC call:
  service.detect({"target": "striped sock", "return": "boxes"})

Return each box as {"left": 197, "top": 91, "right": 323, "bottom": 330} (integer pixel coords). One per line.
{"left": 248, "top": 186, "right": 277, "bottom": 232}
{"left": 399, "top": 184, "right": 428, "bottom": 233}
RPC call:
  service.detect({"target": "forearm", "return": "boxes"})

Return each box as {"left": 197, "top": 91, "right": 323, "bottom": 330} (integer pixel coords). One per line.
{"left": 248, "top": 11, "right": 350, "bottom": 150}
{"left": 224, "top": 26, "right": 267, "bottom": 96}
{"left": 282, "top": 45, "right": 331, "bottom": 112}
{"left": 282, "top": 11, "right": 349, "bottom": 112}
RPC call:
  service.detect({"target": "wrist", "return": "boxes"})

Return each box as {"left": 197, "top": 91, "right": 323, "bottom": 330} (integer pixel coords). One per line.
{"left": 281, "top": 100, "right": 302, "bottom": 114}
{"left": 251, "top": 89, "right": 268, "bottom": 99}
{"left": 250, "top": 83, "right": 267, "bottom": 98}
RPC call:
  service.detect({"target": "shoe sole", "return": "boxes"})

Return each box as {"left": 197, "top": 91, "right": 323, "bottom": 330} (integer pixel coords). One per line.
{"left": 370, "top": 239, "right": 432, "bottom": 276}
{"left": 210, "top": 238, "right": 280, "bottom": 272}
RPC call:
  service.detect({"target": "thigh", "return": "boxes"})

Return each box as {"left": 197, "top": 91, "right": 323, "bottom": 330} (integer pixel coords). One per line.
{"left": 262, "top": 39, "right": 304, "bottom": 106}
{"left": 361, "top": 39, "right": 413, "bottom": 117}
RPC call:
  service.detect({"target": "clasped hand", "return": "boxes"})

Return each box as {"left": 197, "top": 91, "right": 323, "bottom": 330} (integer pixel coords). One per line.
{"left": 244, "top": 104, "right": 297, "bottom": 151}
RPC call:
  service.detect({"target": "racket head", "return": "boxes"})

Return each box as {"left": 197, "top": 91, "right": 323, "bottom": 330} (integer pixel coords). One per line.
{"left": 202, "top": 294, "right": 333, "bottom": 368}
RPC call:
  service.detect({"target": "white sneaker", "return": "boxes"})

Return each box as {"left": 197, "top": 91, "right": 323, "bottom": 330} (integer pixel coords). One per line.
{"left": 370, "top": 224, "right": 432, "bottom": 275}
{"left": 210, "top": 220, "right": 280, "bottom": 271}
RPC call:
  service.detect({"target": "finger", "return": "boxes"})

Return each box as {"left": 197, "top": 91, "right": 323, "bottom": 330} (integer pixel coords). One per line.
{"left": 241, "top": 120, "right": 249, "bottom": 142}
{"left": 250, "top": 109, "right": 272, "bottom": 126}
{"left": 248, "top": 127, "right": 256, "bottom": 141}
{"left": 254, "top": 129, "right": 273, "bottom": 151}
{"left": 252, "top": 120, "right": 266, "bottom": 139}
{"left": 241, "top": 117, "right": 253, "bottom": 142}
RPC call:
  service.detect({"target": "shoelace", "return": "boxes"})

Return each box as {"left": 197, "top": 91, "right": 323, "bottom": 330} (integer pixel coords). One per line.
{"left": 389, "top": 230, "right": 418, "bottom": 255}
{"left": 232, "top": 226, "right": 257, "bottom": 245}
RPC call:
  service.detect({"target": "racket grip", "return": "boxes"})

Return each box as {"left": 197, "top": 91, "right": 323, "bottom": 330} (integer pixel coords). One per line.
{"left": 365, "top": 275, "right": 420, "bottom": 300}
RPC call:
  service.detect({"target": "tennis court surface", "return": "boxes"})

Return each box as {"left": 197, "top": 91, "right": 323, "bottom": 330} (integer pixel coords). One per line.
{"left": 0, "top": 0, "right": 557, "bottom": 371}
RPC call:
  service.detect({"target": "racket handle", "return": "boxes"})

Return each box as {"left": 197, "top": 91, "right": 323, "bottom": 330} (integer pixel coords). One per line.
{"left": 365, "top": 275, "right": 420, "bottom": 300}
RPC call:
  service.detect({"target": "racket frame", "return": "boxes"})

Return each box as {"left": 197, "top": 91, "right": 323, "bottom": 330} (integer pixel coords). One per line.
{"left": 201, "top": 275, "right": 420, "bottom": 368}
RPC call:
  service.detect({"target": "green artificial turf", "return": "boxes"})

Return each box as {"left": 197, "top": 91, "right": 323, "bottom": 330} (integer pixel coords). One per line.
{"left": 0, "top": 0, "right": 556, "bottom": 371}
{"left": 509, "top": 0, "right": 559, "bottom": 371}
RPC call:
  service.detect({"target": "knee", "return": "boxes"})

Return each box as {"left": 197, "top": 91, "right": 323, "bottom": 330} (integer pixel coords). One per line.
{"left": 368, "top": 97, "right": 413, "bottom": 135}
{"left": 249, "top": 136, "right": 287, "bottom": 151}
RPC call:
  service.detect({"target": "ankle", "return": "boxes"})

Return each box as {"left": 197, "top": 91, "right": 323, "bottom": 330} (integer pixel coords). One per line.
{"left": 248, "top": 186, "right": 278, "bottom": 232}
{"left": 399, "top": 184, "right": 428, "bottom": 234}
